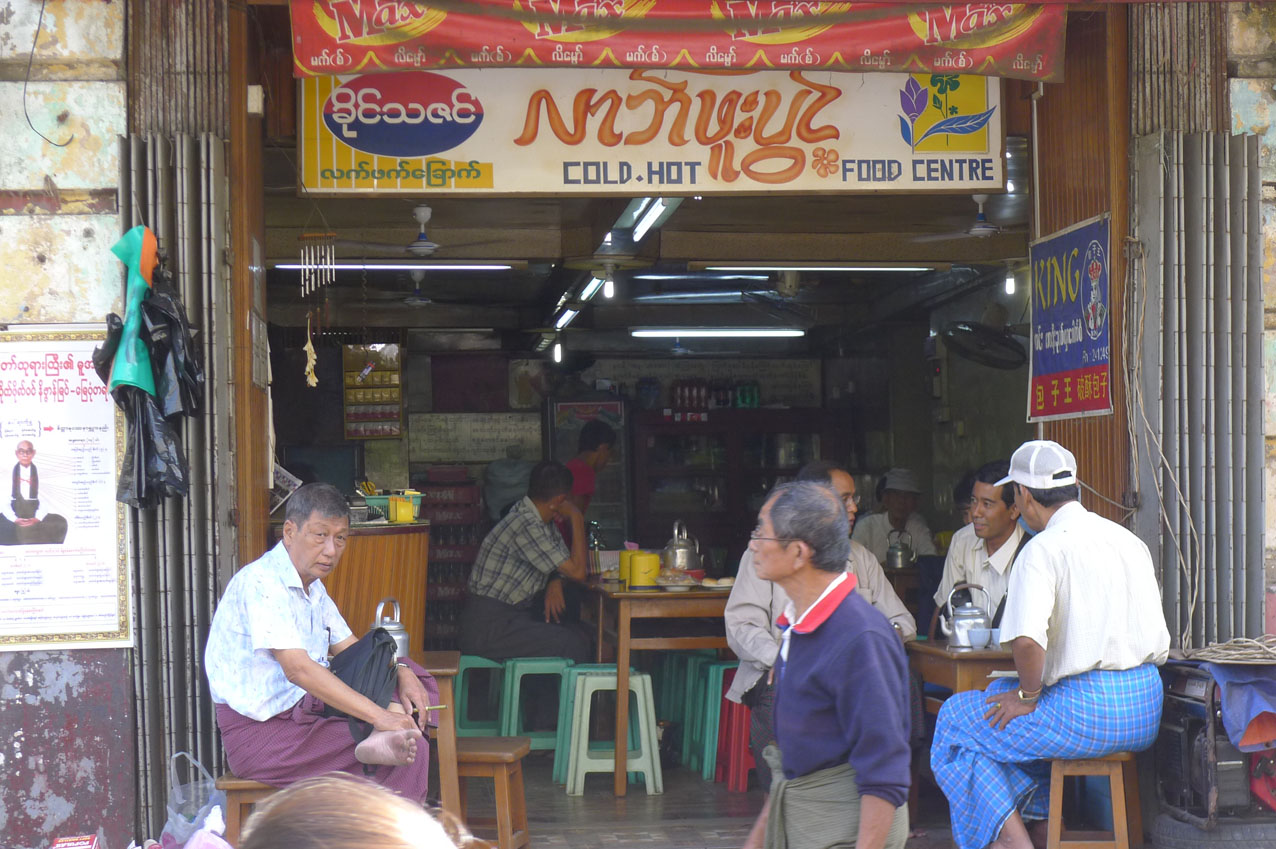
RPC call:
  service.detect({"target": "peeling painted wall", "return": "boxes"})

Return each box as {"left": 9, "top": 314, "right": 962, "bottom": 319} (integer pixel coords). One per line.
{"left": 0, "top": 2, "right": 135, "bottom": 848}
{"left": 1229, "top": 3, "right": 1276, "bottom": 634}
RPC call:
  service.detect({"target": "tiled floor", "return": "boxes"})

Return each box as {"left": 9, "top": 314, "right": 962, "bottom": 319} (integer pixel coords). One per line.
{"left": 458, "top": 750, "right": 956, "bottom": 849}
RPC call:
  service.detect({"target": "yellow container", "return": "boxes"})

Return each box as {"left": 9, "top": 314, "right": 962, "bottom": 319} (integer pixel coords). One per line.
{"left": 389, "top": 496, "right": 414, "bottom": 523}
{"left": 629, "top": 552, "right": 661, "bottom": 589}
{"left": 618, "top": 550, "right": 636, "bottom": 587}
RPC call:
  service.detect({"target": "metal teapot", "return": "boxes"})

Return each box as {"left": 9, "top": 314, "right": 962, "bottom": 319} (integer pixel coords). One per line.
{"left": 885, "top": 529, "right": 917, "bottom": 570}
{"left": 662, "top": 519, "right": 701, "bottom": 571}
{"left": 940, "top": 584, "right": 992, "bottom": 650}
{"left": 373, "top": 597, "right": 410, "bottom": 659}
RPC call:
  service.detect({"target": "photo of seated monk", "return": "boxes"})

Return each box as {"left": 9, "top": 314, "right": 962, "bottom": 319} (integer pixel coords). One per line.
{"left": 0, "top": 440, "right": 68, "bottom": 546}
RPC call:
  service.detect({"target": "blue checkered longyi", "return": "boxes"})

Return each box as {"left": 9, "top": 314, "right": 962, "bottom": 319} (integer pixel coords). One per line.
{"left": 930, "top": 663, "right": 1163, "bottom": 849}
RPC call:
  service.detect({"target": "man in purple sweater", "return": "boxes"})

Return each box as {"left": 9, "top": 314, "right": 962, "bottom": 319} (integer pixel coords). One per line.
{"left": 742, "top": 481, "right": 912, "bottom": 849}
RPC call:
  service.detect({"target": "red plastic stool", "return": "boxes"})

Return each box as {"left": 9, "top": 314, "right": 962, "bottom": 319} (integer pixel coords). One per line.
{"left": 714, "top": 670, "right": 755, "bottom": 792}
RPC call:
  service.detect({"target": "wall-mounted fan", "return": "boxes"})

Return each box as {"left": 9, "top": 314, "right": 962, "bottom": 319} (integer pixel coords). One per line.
{"left": 940, "top": 302, "right": 1027, "bottom": 369}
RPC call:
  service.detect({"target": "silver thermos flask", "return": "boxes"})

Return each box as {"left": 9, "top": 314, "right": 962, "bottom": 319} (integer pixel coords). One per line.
{"left": 373, "top": 597, "right": 410, "bottom": 659}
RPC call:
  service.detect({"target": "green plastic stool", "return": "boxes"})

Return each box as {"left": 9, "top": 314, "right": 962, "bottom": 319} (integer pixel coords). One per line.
{"left": 456, "top": 655, "right": 505, "bottom": 738}
{"left": 679, "top": 654, "right": 724, "bottom": 766}
{"left": 551, "top": 665, "right": 639, "bottom": 785}
{"left": 498, "top": 657, "right": 574, "bottom": 750}
{"left": 686, "top": 660, "right": 738, "bottom": 778}
{"left": 565, "top": 671, "right": 663, "bottom": 796}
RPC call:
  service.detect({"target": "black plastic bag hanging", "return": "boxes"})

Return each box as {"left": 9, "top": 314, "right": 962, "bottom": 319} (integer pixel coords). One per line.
{"left": 141, "top": 264, "right": 205, "bottom": 419}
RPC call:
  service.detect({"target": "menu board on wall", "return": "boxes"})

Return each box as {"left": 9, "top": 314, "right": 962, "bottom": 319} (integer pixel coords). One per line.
{"left": 408, "top": 412, "right": 541, "bottom": 462}
{"left": 0, "top": 331, "right": 130, "bottom": 650}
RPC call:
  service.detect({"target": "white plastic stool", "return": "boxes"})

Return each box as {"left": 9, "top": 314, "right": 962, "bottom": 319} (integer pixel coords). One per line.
{"left": 565, "top": 671, "right": 663, "bottom": 796}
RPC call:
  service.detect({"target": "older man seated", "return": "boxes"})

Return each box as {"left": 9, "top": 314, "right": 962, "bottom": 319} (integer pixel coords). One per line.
{"left": 206, "top": 483, "right": 438, "bottom": 802}
{"left": 742, "top": 481, "right": 911, "bottom": 849}
{"left": 930, "top": 441, "right": 1169, "bottom": 849}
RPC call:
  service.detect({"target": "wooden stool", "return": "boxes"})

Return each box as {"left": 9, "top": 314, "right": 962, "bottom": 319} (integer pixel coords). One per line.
{"left": 1047, "top": 751, "right": 1143, "bottom": 849}
{"left": 214, "top": 774, "right": 277, "bottom": 848}
{"left": 457, "top": 736, "right": 531, "bottom": 849}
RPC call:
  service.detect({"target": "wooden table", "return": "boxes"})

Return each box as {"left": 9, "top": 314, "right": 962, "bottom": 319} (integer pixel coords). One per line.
{"left": 587, "top": 583, "right": 731, "bottom": 796}
{"left": 905, "top": 639, "right": 1015, "bottom": 714}
{"left": 422, "top": 650, "right": 460, "bottom": 820}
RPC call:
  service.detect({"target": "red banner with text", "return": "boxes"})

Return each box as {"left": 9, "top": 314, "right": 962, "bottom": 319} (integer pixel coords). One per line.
{"left": 290, "top": 1, "right": 1065, "bottom": 82}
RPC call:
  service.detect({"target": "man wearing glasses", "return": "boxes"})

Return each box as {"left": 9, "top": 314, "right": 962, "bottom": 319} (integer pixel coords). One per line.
{"left": 740, "top": 481, "right": 911, "bottom": 849}
{"left": 205, "top": 483, "right": 439, "bottom": 801}
{"left": 726, "top": 461, "right": 914, "bottom": 796}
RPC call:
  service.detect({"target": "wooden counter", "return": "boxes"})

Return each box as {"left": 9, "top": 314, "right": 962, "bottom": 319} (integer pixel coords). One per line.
{"left": 323, "top": 522, "right": 430, "bottom": 666}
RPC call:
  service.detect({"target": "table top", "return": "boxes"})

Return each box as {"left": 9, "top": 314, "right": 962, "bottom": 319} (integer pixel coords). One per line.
{"left": 586, "top": 580, "right": 734, "bottom": 600}
{"left": 906, "top": 639, "right": 1013, "bottom": 661}
{"left": 421, "top": 649, "right": 460, "bottom": 676}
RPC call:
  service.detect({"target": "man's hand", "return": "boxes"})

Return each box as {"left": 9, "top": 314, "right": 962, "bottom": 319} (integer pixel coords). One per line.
{"left": 396, "top": 665, "right": 433, "bottom": 732}
{"left": 984, "top": 689, "right": 1037, "bottom": 730}
{"left": 543, "top": 578, "right": 566, "bottom": 623}
{"left": 372, "top": 706, "right": 420, "bottom": 734}
{"left": 552, "top": 499, "right": 583, "bottom": 521}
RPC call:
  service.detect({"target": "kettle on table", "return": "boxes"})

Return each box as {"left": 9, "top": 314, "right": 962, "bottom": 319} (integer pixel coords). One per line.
{"left": 662, "top": 519, "right": 701, "bottom": 571}
{"left": 940, "top": 584, "right": 992, "bottom": 650}
{"left": 373, "top": 597, "right": 410, "bottom": 659}
{"left": 885, "top": 529, "right": 917, "bottom": 570}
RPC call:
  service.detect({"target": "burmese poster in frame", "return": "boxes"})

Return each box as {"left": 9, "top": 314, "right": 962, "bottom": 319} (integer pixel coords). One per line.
{"left": 0, "top": 330, "right": 130, "bottom": 650}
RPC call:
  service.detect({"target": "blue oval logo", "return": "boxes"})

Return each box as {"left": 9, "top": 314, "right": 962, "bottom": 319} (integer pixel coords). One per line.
{"left": 323, "top": 72, "right": 483, "bottom": 158}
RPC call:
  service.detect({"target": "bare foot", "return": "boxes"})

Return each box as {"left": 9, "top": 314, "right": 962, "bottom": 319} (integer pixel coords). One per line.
{"left": 355, "top": 728, "right": 421, "bottom": 766}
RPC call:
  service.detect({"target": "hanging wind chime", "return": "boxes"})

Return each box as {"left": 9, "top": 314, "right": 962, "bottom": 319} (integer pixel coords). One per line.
{"left": 298, "top": 231, "right": 336, "bottom": 297}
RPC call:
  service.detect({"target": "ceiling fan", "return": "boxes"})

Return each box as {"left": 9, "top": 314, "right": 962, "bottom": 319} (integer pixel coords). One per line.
{"left": 909, "top": 194, "right": 1010, "bottom": 243}
{"left": 334, "top": 203, "right": 503, "bottom": 257}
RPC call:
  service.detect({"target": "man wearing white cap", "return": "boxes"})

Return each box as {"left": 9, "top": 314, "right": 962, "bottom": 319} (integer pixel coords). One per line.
{"left": 930, "top": 440, "right": 1170, "bottom": 849}
{"left": 851, "top": 467, "right": 936, "bottom": 566}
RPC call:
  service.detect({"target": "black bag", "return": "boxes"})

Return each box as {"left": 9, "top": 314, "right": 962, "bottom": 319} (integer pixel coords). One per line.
{"left": 323, "top": 627, "right": 399, "bottom": 743}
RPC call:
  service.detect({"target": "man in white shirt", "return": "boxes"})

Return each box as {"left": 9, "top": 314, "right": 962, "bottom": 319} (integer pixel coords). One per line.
{"left": 205, "top": 483, "right": 438, "bottom": 801}
{"left": 851, "top": 467, "right": 936, "bottom": 565}
{"left": 929, "top": 459, "right": 1025, "bottom": 639}
{"left": 0, "top": 440, "right": 68, "bottom": 545}
{"left": 930, "top": 441, "right": 1170, "bottom": 849}
{"left": 725, "top": 460, "right": 916, "bottom": 794}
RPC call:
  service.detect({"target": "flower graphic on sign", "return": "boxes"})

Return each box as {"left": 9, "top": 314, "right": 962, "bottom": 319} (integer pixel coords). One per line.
{"left": 811, "top": 147, "right": 839, "bottom": 178}
{"left": 898, "top": 74, "right": 996, "bottom": 153}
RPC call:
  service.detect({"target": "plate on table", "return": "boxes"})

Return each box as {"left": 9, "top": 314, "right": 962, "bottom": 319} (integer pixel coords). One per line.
{"left": 660, "top": 584, "right": 694, "bottom": 592}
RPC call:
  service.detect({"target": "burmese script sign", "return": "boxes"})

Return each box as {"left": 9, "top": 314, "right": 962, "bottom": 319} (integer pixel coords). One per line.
{"left": 289, "top": 1, "right": 1065, "bottom": 82}
{"left": 0, "top": 332, "right": 130, "bottom": 650}
{"left": 298, "top": 68, "right": 1003, "bottom": 195}
{"left": 1027, "top": 214, "right": 1114, "bottom": 423}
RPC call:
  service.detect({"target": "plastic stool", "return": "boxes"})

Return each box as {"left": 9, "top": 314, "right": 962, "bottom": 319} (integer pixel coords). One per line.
{"left": 1046, "top": 751, "right": 1142, "bottom": 849}
{"left": 678, "top": 654, "right": 722, "bottom": 766}
{"left": 551, "top": 664, "right": 639, "bottom": 784}
{"left": 686, "top": 659, "right": 738, "bottom": 778}
{"left": 456, "top": 655, "right": 505, "bottom": 737}
{"left": 565, "top": 671, "right": 662, "bottom": 795}
{"left": 499, "top": 657, "right": 574, "bottom": 750}
{"left": 715, "top": 694, "right": 755, "bottom": 792}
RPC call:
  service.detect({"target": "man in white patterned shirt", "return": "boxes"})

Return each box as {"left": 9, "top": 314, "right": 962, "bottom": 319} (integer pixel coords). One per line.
{"left": 205, "top": 483, "right": 438, "bottom": 801}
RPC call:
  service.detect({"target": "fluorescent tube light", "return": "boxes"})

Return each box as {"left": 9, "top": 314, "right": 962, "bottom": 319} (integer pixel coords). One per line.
{"left": 555, "top": 309, "right": 579, "bottom": 330}
{"left": 702, "top": 265, "right": 933, "bottom": 273}
{"left": 630, "top": 327, "right": 805, "bottom": 338}
{"left": 632, "top": 273, "right": 769, "bottom": 281}
{"left": 275, "top": 262, "right": 512, "bottom": 271}
{"left": 631, "top": 290, "right": 771, "bottom": 302}
{"left": 580, "top": 277, "right": 604, "bottom": 301}
{"left": 632, "top": 197, "right": 668, "bottom": 242}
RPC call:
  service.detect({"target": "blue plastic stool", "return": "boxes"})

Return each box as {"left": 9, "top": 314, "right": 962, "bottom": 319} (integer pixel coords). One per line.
{"left": 679, "top": 654, "right": 726, "bottom": 766}
{"left": 456, "top": 655, "right": 505, "bottom": 738}
{"left": 499, "top": 657, "right": 574, "bottom": 751}
{"left": 565, "top": 671, "right": 663, "bottom": 795}
{"left": 551, "top": 664, "right": 639, "bottom": 785}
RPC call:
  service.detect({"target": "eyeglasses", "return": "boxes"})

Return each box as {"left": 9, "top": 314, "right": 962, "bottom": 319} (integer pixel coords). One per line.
{"left": 750, "top": 526, "right": 795, "bottom": 544}
{"left": 841, "top": 493, "right": 862, "bottom": 508}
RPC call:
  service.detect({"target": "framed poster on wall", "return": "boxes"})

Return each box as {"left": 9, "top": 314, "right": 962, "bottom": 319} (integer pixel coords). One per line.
{"left": 0, "top": 330, "right": 130, "bottom": 650}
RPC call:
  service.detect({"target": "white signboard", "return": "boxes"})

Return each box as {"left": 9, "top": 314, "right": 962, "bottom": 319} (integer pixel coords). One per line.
{"left": 299, "top": 68, "right": 1003, "bottom": 195}
{"left": 0, "top": 332, "right": 130, "bottom": 650}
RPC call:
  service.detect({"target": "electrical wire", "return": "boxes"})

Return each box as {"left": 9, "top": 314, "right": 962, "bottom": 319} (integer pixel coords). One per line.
{"left": 23, "top": 0, "right": 73, "bottom": 148}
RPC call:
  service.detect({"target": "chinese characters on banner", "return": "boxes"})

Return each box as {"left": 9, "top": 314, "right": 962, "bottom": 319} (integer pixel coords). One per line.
{"left": 288, "top": 1, "right": 1065, "bottom": 83}
{"left": 1027, "top": 215, "right": 1114, "bottom": 422}
{"left": 298, "top": 69, "right": 1004, "bottom": 195}
{"left": 0, "top": 333, "right": 130, "bottom": 650}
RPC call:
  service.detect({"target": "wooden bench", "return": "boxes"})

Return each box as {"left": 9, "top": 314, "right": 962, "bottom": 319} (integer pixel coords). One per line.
{"left": 1047, "top": 751, "right": 1143, "bottom": 849}
{"left": 214, "top": 774, "right": 277, "bottom": 848}
{"left": 456, "top": 736, "right": 531, "bottom": 849}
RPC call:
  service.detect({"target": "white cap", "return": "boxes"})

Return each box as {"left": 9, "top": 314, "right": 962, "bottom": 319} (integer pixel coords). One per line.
{"left": 996, "top": 440, "right": 1078, "bottom": 489}
{"left": 882, "top": 467, "right": 922, "bottom": 494}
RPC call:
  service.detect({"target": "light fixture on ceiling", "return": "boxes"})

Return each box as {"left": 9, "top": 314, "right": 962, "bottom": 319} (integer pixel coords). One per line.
{"left": 699, "top": 264, "right": 936, "bottom": 273}
{"left": 631, "top": 290, "right": 771, "bottom": 302}
{"left": 534, "top": 334, "right": 553, "bottom": 352}
{"left": 555, "top": 309, "right": 579, "bottom": 331}
{"left": 273, "top": 262, "right": 514, "bottom": 271}
{"left": 580, "top": 276, "right": 604, "bottom": 301}
{"left": 632, "top": 273, "right": 769, "bottom": 282}
{"left": 580, "top": 263, "right": 617, "bottom": 301}
{"left": 1005, "top": 268, "right": 1017, "bottom": 295}
{"left": 552, "top": 340, "right": 563, "bottom": 363}
{"left": 633, "top": 198, "right": 669, "bottom": 242}
{"left": 630, "top": 327, "right": 805, "bottom": 338}
{"left": 603, "top": 270, "right": 615, "bottom": 299}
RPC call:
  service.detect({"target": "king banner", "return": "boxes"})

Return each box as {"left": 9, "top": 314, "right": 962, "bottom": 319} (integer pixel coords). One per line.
{"left": 1027, "top": 214, "right": 1114, "bottom": 423}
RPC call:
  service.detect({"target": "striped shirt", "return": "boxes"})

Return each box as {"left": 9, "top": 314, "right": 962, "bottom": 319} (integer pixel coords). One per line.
{"left": 468, "top": 496, "right": 569, "bottom": 607}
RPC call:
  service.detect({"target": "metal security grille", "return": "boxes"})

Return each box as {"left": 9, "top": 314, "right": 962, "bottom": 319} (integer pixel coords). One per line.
{"left": 1130, "top": 132, "right": 1265, "bottom": 648}
{"left": 121, "top": 134, "right": 237, "bottom": 835}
